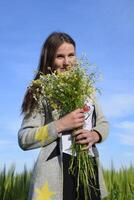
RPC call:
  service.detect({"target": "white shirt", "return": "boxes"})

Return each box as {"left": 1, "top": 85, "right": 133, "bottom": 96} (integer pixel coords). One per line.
{"left": 62, "top": 99, "right": 95, "bottom": 156}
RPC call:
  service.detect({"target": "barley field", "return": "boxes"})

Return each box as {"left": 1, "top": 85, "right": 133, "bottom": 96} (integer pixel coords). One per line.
{"left": 0, "top": 164, "right": 134, "bottom": 200}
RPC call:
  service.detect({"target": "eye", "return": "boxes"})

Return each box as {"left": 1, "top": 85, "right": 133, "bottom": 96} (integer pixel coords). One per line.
{"left": 69, "top": 53, "right": 75, "bottom": 57}
{"left": 56, "top": 54, "right": 64, "bottom": 58}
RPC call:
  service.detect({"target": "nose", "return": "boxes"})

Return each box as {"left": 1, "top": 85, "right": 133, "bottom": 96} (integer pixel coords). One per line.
{"left": 63, "top": 57, "right": 69, "bottom": 66}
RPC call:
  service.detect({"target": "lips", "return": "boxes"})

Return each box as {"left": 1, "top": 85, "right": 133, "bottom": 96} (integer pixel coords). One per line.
{"left": 59, "top": 67, "right": 67, "bottom": 72}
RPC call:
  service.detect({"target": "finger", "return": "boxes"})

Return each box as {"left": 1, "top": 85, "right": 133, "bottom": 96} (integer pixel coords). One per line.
{"left": 73, "top": 128, "right": 89, "bottom": 136}
{"left": 73, "top": 129, "right": 83, "bottom": 136}
{"left": 76, "top": 117, "right": 85, "bottom": 123}
{"left": 76, "top": 138, "right": 89, "bottom": 144}
{"left": 77, "top": 135, "right": 95, "bottom": 144}
{"left": 75, "top": 133, "right": 87, "bottom": 140}
{"left": 77, "top": 114, "right": 85, "bottom": 119}
{"left": 79, "top": 108, "right": 84, "bottom": 113}
{"left": 75, "top": 130, "right": 91, "bottom": 138}
{"left": 74, "top": 108, "right": 84, "bottom": 114}
{"left": 75, "top": 122, "right": 85, "bottom": 129}
{"left": 73, "top": 115, "right": 84, "bottom": 124}
{"left": 74, "top": 113, "right": 84, "bottom": 121}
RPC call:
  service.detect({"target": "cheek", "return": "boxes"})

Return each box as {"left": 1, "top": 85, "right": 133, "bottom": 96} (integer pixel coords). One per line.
{"left": 70, "top": 56, "right": 76, "bottom": 65}
{"left": 54, "top": 59, "right": 63, "bottom": 68}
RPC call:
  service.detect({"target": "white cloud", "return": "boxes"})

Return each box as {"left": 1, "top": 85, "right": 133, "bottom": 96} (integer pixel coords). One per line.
{"left": 0, "top": 119, "right": 21, "bottom": 135}
{"left": 100, "top": 93, "right": 134, "bottom": 118}
{"left": 114, "top": 121, "right": 134, "bottom": 132}
{"left": 124, "top": 152, "right": 134, "bottom": 157}
{"left": 0, "top": 139, "right": 16, "bottom": 146}
{"left": 119, "top": 133, "right": 134, "bottom": 146}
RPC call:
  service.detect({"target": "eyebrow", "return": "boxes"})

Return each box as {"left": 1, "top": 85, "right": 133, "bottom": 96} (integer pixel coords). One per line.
{"left": 56, "top": 52, "right": 75, "bottom": 55}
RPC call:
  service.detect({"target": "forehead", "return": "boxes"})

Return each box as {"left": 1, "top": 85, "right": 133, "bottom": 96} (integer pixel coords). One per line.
{"left": 56, "top": 42, "right": 75, "bottom": 54}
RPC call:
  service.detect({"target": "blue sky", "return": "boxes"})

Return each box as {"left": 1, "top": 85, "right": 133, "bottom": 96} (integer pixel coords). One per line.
{"left": 0, "top": 0, "right": 134, "bottom": 172}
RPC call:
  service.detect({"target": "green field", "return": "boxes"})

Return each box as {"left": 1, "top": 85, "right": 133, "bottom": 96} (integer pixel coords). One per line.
{"left": 0, "top": 164, "right": 134, "bottom": 200}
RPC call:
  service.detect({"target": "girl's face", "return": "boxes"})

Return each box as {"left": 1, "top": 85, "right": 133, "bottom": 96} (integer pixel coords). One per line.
{"left": 54, "top": 42, "right": 76, "bottom": 72}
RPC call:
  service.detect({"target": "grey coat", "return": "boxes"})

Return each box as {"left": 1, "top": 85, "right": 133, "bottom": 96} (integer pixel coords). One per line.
{"left": 18, "top": 98, "right": 109, "bottom": 200}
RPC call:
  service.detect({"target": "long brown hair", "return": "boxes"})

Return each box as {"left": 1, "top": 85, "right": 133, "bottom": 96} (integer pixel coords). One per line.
{"left": 21, "top": 32, "right": 76, "bottom": 114}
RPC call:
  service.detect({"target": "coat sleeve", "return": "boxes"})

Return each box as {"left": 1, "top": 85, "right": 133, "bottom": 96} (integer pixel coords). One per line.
{"left": 18, "top": 103, "right": 59, "bottom": 151}
{"left": 93, "top": 99, "right": 109, "bottom": 143}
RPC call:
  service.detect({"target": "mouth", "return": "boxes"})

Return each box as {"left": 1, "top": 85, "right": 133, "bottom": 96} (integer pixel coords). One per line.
{"left": 60, "top": 67, "right": 66, "bottom": 72}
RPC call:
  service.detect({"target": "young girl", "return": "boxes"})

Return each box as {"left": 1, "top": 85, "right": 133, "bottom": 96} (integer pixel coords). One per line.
{"left": 18, "top": 32, "right": 109, "bottom": 200}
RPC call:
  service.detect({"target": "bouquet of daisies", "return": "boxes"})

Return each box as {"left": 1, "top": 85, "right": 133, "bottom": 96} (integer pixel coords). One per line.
{"left": 29, "top": 59, "right": 99, "bottom": 200}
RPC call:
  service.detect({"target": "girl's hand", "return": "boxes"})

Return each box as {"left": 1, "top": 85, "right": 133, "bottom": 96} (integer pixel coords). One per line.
{"left": 55, "top": 109, "right": 85, "bottom": 133}
{"left": 73, "top": 129, "right": 100, "bottom": 150}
